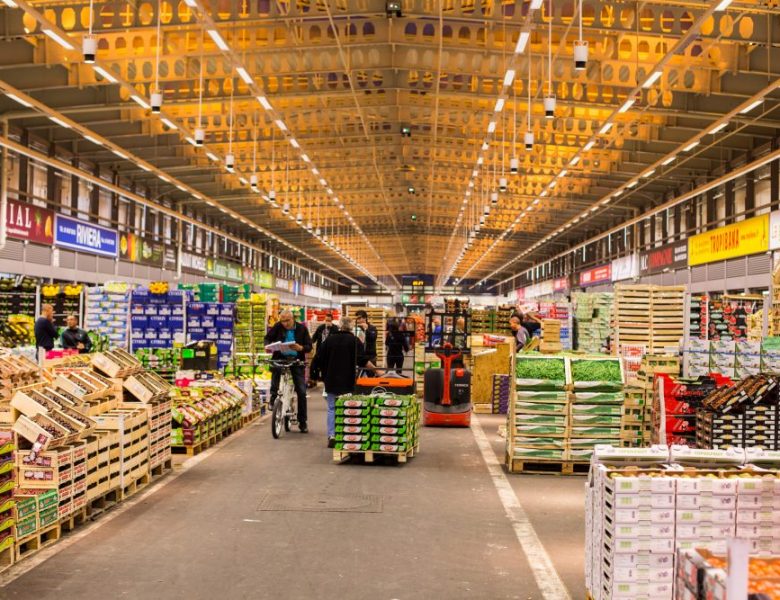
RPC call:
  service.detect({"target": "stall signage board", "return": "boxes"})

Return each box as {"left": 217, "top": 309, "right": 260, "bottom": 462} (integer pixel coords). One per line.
{"left": 688, "top": 214, "right": 769, "bottom": 266}
{"left": 579, "top": 264, "right": 612, "bottom": 287}
{"left": 119, "top": 233, "right": 164, "bottom": 267}
{"left": 769, "top": 210, "right": 780, "bottom": 250}
{"left": 639, "top": 241, "right": 689, "bottom": 275}
{"left": 6, "top": 199, "right": 54, "bottom": 244}
{"left": 181, "top": 252, "right": 206, "bottom": 273}
{"left": 225, "top": 263, "right": 243, "bottom": 282}
{"left": 553, "top": 277, "right": 570, "bottom": 293}
{"left": 54, "top": 215, "right": 118, "bottom": 257}
{"left": 516, "top": 287, "right": 526, "bottom": 302}
{"left": 254, "top": 271, "right": 275, "bottom": 289}
{"left": 611, "top": 254, "right": 639, "bottom": 282}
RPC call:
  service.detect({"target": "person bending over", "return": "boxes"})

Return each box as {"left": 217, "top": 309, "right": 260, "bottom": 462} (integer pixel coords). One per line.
{"left": 264, "top": 309, "right": 313, "bottom": 433}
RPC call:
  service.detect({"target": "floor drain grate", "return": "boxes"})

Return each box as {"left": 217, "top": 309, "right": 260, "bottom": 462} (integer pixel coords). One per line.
{"left": 257, "top": 493, "right": 383, "bottom": 513}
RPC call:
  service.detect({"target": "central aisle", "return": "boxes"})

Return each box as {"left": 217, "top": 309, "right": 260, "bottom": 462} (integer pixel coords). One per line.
{"left": 1, "top": 393, "right": 585, "bottom": 600}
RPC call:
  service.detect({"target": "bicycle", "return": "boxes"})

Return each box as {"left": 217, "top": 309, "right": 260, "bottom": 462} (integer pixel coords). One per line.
{"left": 269, "top": 359, "right": 304, "bottom": 439}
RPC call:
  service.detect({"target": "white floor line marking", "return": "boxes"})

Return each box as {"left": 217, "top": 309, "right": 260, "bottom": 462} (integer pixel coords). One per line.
{"left": 471, "top": 414, "right": 572, "bottom": 600}
{"left": 0, "top": 416, "right": 267, "bottom": 588}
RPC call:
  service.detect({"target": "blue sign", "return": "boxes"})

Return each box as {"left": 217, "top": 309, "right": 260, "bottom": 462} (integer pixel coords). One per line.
{"left": 54, "top": 215, "right": 118, "bottom": 257}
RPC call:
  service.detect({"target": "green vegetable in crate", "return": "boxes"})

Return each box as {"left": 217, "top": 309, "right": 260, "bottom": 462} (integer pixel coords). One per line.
{"left": 515, "top": 357, "right": 566, "bottom": 381}
{"left": 570, "top": 359, "right": 622, "bottom": 383}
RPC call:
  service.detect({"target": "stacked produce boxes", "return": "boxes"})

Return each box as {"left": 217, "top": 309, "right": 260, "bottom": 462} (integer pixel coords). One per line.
{"left": 0, "top": 430, "right": 14, "bottom": 565}
{"left": 187, "top": 302, "right": 234, "bottom": 369}
{"left": 491, "top": 374, "right": 511, "bottom": 415}
{"left": 170, "top": 383, "right": 244, "bottom": 451}
{"left": 84, "top": 284, "right": 130, "bottom": 349}
{"left": 652, "top": 373, "right": 725, "bottom": 447}
{"left": 130, "top": 288, "right": 185, "bottom": 352}
{"left": 232, "top": 297, "right": 268, "bottom": 377}
{"left": 573, "top": 292, "right": 613, "bottom": 353}
{"left": 334, "top": 394, "right": 420, "bottom": 458}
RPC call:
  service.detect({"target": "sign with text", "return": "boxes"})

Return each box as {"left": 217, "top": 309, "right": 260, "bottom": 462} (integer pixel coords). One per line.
{"left": 553, "top": 277, "right": 570, "bottom": 293}
{"left": 639, "top": 241, "right": 689, "bottom": 275}
{"left": 181, "top": 252, "right": 206, "bottom": 273}
{"left": 578, "top": 264, "right": 612, "bottom": 287}
{"left": 6, "top": 199, "right": 54, "bottom": 244}
{"left": 54, "top": 215, "right": 118, "bottom": 257}
{"left": 611, "top": 254, "right": 639, "bottom": 282}
{"left": 119, "top": 233, "right": 164, "bottom": 267}
{"left": 769, "top": 210, "right": 780, "bottom": 251}
{"left": 688, "top": 214, "right": 769, "bottom": 266}
{"left": 253, "top": 271, "right": 275, "bottom": 289}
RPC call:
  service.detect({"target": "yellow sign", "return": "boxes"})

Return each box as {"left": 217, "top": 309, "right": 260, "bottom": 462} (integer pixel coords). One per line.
{"left": 688, "top": 214, "right": 769, "bottom": 266}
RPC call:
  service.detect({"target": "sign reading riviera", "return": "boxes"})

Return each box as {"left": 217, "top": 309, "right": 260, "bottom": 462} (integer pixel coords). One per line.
{"left": 54, "top": 215, "right": 118, "bottom": 257}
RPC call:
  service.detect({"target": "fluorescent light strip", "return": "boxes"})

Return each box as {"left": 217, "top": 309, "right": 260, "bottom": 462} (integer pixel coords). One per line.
{"left": 558, "top": 169, "right": 568, "bottom": 178}
{"left": 207, "top": 29, "right": 229, "bottom": 51}
{"left": 642, "top": 169, "right": 655, "bottom": 178}
{"left": 583, "top": 141, "right": 595, "bottom": 151}
{"left": 289, "top": 138, "right": 300, "bottom": 149}
{"left": 186, "top": 137, "right": 196, "bottom": 146}
{"left": 49, "top": 116, "right": 71, "bottom": 129}
{"left": 159, "top": 175, "right": 170, "bottom": 183}
{"left": 42, "top": 29, "right": 74, "bottom": 51}
{"left": 477, "top": 156, "right": 484, "bottom": 165}
{"left": 530, "top": 0, "right": 543, "bottom": 8}
{"left": 301, "top": 154, "right": 310, "bottom": 162}
{"left": 177, "top": 185, "right": 187, "bottom": 192}
{"left": 131, "top": 95, "right": 150, "bottom": 109}
{"left": 643, "top": 70, "right": 663, "bottom": 89}
{"left": 618, "top": 98, "right": 635, "bottom": 113}
{"left": 715, "top": 0, "right": 732, "bottom": 10}
{"left": 236, "top": 67, "right": 253, "bottom": 85}
{"left": 92, "top": 66, "right": 118, "bottom": 83}
{"left": 599, "top": 122, "right": 613, "bottom": 135}
{"left": 257, "top": 96, "right": 272, "bottom": 111}
{"left": 740, "top": 99, "right": 762, "bottom": 114}
{"left": 160, "top": 118, "right": 178, "bottom": 130}
{"left": 569, "top": 156, "right": 580, "bottom": 166}
{"left": 709, "top": 122, "right": 728, "bottom": 135}
{"left": 206, "top": 152, "right": 218, "bottom": 161}
{"left": 83, "top": 135, "right": 101, "bottom": 145}
{"left": 661, "top": 156, "right": 676, "bottom": 166}
{"left": 514, "top": 31, "right": 530, "bottom": 54}
{"left": 112, "top": 149, "right": 128, "bottom": 159}
{"left": 682, "top": 141, "right": 700, "bottom": 152}
{"left": 487, "top": 121, "right": 497, "bottom": 133}
{"left": 140, "top": 164, "right": 152, "bottom": 172}
{"left": 494, "top": 98, "right": 505, "bottom": 113}
{"left": 274, "top": 119, "right": 287, "bottom": 132}
{"left": 184, "top": 0, "right": 197, "bottom": 6}
{"left": 6, "top": 93, "right": 31, "bottom": 108}
{"left": 503, "top": 69, "right": 516, "bottom": 87}
{"left": 2, "top": 0, "right": 18, "bottom": 7}
{"left": 627, "top": 180, "right": 638, "bottom": 188}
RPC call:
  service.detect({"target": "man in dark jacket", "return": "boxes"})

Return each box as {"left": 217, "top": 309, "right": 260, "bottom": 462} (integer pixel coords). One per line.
{"left": 317, "top": 317, "right": 375, "bottom": 448}
{"left": 61, "top": 315, "right": 92, "bottom": 354}
{"left": 310, "top": 313, "right": 339, "bottom": 383}
{"left": 264, "top": 310, "right": 313, "bottom": 432}
{"left": 355, "top": 309, "right": 378, "bottom": 371}
{"left": 34, "top": 303, "right": 58, "bottom": 361}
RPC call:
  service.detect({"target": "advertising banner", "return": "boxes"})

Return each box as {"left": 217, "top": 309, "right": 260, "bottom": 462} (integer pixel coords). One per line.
{"left": 181, "top": 252, "right": 206, "bottom": 273}
{"left": 639, "top": 241, "right": 689, "bottom": 275}
{"left": 578, "top": 264, "right": 612, "bottom": 287}
{"left": 206, "top": 258, "right": 228, "bottom": 279}
{"left": 119, "top": 233, "right": 164, "bottom": 267}
{"left": 254, "top": 271, "right": 274, "bottom": 289}
{"left": 6, "top": 199, "right": 54, "bottom": 244}
{"left": 553, "top": 277, "right": 570, "bottom": 293}
{"left": 54, "top": 215, "right": 118, "bottom": 257}
{"left": 769, "top": 210, "right": 780, "bottom": 251}
{"left": 611, "top": 254, "right": 639, "bottom": 282}
{"left": 688, "top": 214, "right": 769, "bottom": 266}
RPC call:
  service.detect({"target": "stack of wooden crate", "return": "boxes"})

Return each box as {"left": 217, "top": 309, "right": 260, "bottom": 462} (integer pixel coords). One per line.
{"left": 539, "top": 319, "right": 562, "bottom": 353}
{"left": 614, "top": 284, "right": 686, "bottom": 355}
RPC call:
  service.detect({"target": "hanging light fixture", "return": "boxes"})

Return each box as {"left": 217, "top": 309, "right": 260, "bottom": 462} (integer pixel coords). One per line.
{"left": 574, "top": 0, "right": 588, "bottom": 71}
{"left": 282, "top": 147, "right": 290, "bottom": 214}
{"left": 194, "top": 28, "right": 205, "bottom": 145}
{"left": 543, "top": 2, "right": 556, "bottom": 118}
{"left": 82, "top": 0, "right": 97, "bottom": 63}
{"left": 524, "top": 49, "right": 534, "bottom": 151}
{"left": 269, "top": 128, "right": 277, "bottom": 203}
{"left": 151, "top": 4, "right": 163, "bottom": 112}
{"left": 250, "top": 119, "right": 259, "bottom": 191}
{"left": 225, "top": 82, "right": 235, "bottom": 172}
{"left": 510, "top": 84, "right": 519, "bottom": 174}
{"left": 296, "top": 166, "right": 304, "bottom": 224}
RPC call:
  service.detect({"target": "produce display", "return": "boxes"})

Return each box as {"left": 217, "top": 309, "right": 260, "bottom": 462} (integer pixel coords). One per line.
{"left": 0, "top": 430, "right": 14, "bottom": 560}
{"left": 130, "top": 288, "right": 186, "bottom": 352}
{"left": 334, "top": 394, "right": 420, "bottom": 455}
{"left": 573, "top": 292, "right": 612, "bottom": 353}
{"left": 537, "top": 302, "right": 572, "bottom": 350}
{"left": 586, "top": 445, "right": 780, "bottom": 600}
{"left": 170, "top": 382, "right": 245, "bottom": 449}
{"left": 40, "top": 283, "right": 83, "bottom": 329}
{"left": 678, "top": 549, "right": 780, "bottom": 600}
{"left": 187, "top": 302, "right": 234, "bottom": 369}
{"left": 689, "top": 293, "right": 709, "bottom": 339}
{"left": 515, "top": 355, "right": 567, "bottom": 387}
{"left": 491, "top": 374, "right": 510, "bottom": 415}
{"left": 652, "top": 373, "right": 727, "bottom": 447}
{"left": 570, "top": 357, "right": 623, "bottom": 389}
{"left": 84, "top": 284, "right": 130, "bottom": 349}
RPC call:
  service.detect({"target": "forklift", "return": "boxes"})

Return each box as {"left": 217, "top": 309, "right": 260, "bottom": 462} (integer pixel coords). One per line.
{"left": 422, "top": 309, "right": 472, "bottom": 427}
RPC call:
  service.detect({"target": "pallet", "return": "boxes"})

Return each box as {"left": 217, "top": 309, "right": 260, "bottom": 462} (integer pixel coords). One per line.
{"left": 59, "top": 507, "right": 88, "bottom": 534}
{"left": 507, "top": 455, "right": 590, "bottom": 475}
{"left": 15, "top": 523, "right": 61, "bottom": 561}
{"left": 332, "top": 444, "right": 418, "bottom": 465}
{"left": 86, "top": 486, "right": 122, "bottom": 519}
{"left": 121, "top": 471, "right": 151, "bottom": 500}
{"left": 150, "top": 457, "right": 173, "bottom": 479}
{"left": 0, "top": 541, "right": 13, "bottom": 572}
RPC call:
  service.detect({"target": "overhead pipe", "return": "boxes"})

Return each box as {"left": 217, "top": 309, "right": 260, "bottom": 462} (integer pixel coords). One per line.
{"left": 0, "top": 119, "right": 8, "bottom": 253}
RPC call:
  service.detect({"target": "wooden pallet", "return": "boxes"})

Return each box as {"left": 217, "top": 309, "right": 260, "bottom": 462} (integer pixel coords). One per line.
{"left": 121, "top": 471, "right": 151, "bottom": 500}
{"left": 15, "top": 523, "right": 61, "bottom": 561}
{"left": 86, "top": 486, "right": 122, "bottom": 519}
{"left": 333, "top": 444, "right": 418, "bottom": 465}
{"left": 0, "top": 540, "right": 14, "bottom": 572}
{"left": 59, "top": 507, "right": 88, "bottom": 534}
{"left": 150, "top": 457, "right": 173, "bottom": 479}
{"left": 507, "top": 455, "right": 590, "bottom": 475}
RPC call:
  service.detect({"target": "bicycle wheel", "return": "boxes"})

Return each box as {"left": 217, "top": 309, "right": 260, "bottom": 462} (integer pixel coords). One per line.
{"left": 271, "top": 399, "right": 284, "bottom": 439}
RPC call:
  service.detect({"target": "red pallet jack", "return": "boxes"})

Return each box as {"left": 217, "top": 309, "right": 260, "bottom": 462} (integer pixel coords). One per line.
{"left": 423, "top": 342, "right": 472, "bottom": 427}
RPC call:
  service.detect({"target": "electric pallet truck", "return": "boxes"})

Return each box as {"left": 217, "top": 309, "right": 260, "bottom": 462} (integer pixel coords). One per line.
{"left": 423, "top": 309, "right": 472, "bottom": 427}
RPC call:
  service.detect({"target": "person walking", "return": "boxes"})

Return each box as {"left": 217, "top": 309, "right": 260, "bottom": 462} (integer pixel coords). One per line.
{"left": 310, "top": 313, "right": 339, "bottom": 384}
{"left": 317, "top": 317, "right": 373, "bottom": 448}
{"left": 61, "top": 315, "right": 92, "bottom": 354}
{"left": 385, "top": 320, "right": 409, "bottom": 373}
{"left": 34, "top": 303, "right": 58, "bottom": 362}
{"left": 355, "top": 309, "right": 378, "bottom": 373}
{"left": 264, "top": 309, "right": 313, "bottom": 433}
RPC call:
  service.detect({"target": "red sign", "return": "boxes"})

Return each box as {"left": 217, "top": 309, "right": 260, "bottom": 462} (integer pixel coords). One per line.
{"left": 6, "top": 199, "right": 54, "bottom": 244}
{"left": 578, "top": 264, "right": 612, "bottom": 287}
{"left": 553, "top": 277, "right": 569, "bottom": 293}
{"left": 516, "top": 287, "right": 525, "bottom": 302}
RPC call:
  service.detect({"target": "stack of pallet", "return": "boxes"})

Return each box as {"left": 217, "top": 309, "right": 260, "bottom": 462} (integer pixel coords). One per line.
{"left": 572, "top": 293, "right": 613, "bottom": 353}
{"left": 614, "top": 284, "right": 685, "bottom": 354}
{"left": 539, "top": 319, "right": 562, "bottom": 353}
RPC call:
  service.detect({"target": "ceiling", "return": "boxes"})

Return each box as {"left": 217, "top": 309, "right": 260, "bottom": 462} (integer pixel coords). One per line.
{"left": 0, "top": 0, "right": 777, "bottom": 288}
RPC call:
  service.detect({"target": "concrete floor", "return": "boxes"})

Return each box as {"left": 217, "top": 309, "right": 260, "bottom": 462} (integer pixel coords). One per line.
{"left": 1, "top": 392, "right": 586, "bottom": 600}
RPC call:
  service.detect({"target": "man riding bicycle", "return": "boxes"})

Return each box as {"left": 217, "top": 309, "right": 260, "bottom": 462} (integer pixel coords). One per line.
{"left": 265, "top": 310, "right": 313, "bottom": 433}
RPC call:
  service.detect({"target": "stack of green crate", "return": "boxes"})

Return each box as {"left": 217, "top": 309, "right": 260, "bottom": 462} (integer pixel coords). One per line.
{"left": 232, "top": 298, "right": 268, "bottom": 376}
{"left": 335, "top": 394, "right": 420, "bottom": 454}
{"left": 14, "top": 489, "right": 58, "bottom": 539}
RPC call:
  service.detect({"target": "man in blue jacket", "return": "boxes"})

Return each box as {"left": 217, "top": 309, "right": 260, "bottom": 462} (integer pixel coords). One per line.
{"left": 264, "top": 310, "right": 313, "bottom": 432}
